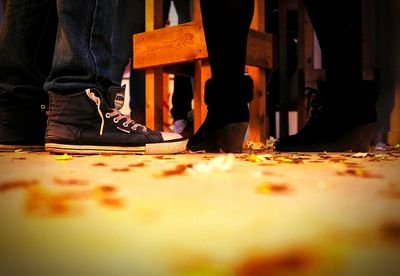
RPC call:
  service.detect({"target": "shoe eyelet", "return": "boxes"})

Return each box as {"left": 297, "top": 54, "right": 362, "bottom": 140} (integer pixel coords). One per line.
{"left": 123, "top": 122, "right": 128, "bottom": 127}
{"left": 132, "top": 126, "right": 137, "bottom": 131}
{"left": 40, "top": 104, "right": 46, "bottom": 110}
{"left": 105, "top": 113, "right": 111, "bottom": 118}
{"left": 113, "top": 118, "right": 119, "bottom": 123}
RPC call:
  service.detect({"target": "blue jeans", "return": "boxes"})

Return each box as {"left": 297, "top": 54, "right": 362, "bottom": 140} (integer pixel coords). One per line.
{"left": 0, "top": 0, "right": 116, "bottom": 102}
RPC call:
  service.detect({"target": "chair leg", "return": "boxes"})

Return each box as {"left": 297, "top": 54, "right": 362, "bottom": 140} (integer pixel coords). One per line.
{"left": 145, "top": 68, "right": 164, "bottom": 130}
{"left": 247, "top": 65, "right": 268, "bottom": 143}
{"left": 193, "top": 60, "right": 211, "bottom": 132}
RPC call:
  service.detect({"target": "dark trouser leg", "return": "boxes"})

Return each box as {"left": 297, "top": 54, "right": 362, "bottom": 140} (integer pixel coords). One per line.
{"left": 110, "top": 0, "right": 145, "bottom": 84}
{"left": 110, "top": 0, "right": 145, "bottom": 122}
{"left": 187, "top": 0, "right": 254, "bottom": 152}
{"left": 0, "top": 0, "right": 57, "bottom": 101}
{"left": 169, "top": 0, "right": 193, "bottom": 124}
{"left": 275, "top": 0, "right": 377, "bottom": 152}
{"left": 303, "top": 0, "right": 362, "bottom": 85}
{"left": 0, "top": 0, "right": 57, "bottom": 148}
{"left": 171, "top": 75, "right": 193, "bottom": 121}
{"left": 200, "top": 0, "right": 253, "bottom": 80}
{"left": 44, "top": 0, "right": 116, "bottom": 96}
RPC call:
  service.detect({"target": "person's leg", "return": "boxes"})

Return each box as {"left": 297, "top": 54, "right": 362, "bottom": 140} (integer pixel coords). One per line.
{"left": 43, "top": 0, "right": 186, "bottom": 154}
{"left": 304, "top": 0, "right": 362, "bottom": 85}
{"left": 171, "top": 75, "right": 194, "bottom": 138}
{"left": 169, "top": 0, "right": 194, "bottom": 138}
{"left": 0, "top": 0, "right": 57, "bottom": 150}
{"left": 109, "top": 0, "right": 146, "bottom": 124}
{"left": 275, "top": 0, "right": 377, "bottom": 152}
{"left": 187, "top": 0, "right": 254, "bottom": 152}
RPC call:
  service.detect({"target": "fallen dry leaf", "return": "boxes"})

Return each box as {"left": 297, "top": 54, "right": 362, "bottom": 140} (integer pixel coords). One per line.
{"left": 97, "top": 185, "right": 117, "bottom": 193}
{"left": 380, "top": 221, "right": 400, "bottom": 244}
{"left": 336, "top": 169, "right": 383, "bottom": 178}
{"left": 12, "top": 157, "right": 27, "bottom": 160}
{"left": 187, "top": 154, "right": 235, "bottom": 174}
{"left": 100, "top": 197, "right": 124, "bottom": 208}
{"left": 55, "top": 153, "right": 73, "bottom": 161}
{"left": 53, "top": 177, "right": 90, "bottom": 186}
{"left": 154, "top": 156, "right": 174, "bottom": 160}
{"left": 111, "top": 167, "right": 130, "bottom": 172}
{"left": 379, "top": 183, "right": 400, "bottom": 199}
{"left": 245, "top": 141, "right": 267, "bottom": 151}
{"left": 25, "top": 187, "right": 92, "bottom": 216}
{"left": 257, "top": 182, "right": 292, "bottom": 194}
{"left": 128, "top": 162, "right": 146, "bottom": 167}
{"left": 92, "top": 162, "right": 108, "bottom": 167}
{"left": 0, "top": 180, "right": 39, "bottom": 192}
{"left": 351, "top": 152, "right": 368, "bottom": 158}
{"left": 234, "top": 249, "right": 313, "bottom": 276}
{"left": 160, "top": 164, "right": 193, "bottom": 177}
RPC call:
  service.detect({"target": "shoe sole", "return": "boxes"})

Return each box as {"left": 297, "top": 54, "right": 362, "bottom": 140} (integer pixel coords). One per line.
{"left": 45, "top": 140, "right": 188, "bottom": 155}
{"left": 0, "top": 144, "right": 44, "bottom": 152}
{"left": 188, "top": 122, "right": 248, "bottom": 153}
{"left": 276, "top": 123, "right": 376, "bottom": 152}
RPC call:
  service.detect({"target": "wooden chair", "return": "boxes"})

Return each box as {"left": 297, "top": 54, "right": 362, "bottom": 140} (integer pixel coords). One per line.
{"left": 133, "top": 0, "right": 273, "bottom": 142}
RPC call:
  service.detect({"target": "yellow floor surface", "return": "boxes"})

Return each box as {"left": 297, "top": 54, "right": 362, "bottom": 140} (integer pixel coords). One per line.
{"left": 1, "top": 149, "right": 400, "bottom": 276}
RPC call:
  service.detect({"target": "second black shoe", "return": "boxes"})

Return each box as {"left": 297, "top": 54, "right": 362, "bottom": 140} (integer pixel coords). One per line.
{"left": 275, "top": 80, "right": 377, "bottom": 152}
{"left": 0, "top": 93, "right": 48, "bottom": 152}
{"left": 187, "top": 75, "right": 253, "bottom": 153}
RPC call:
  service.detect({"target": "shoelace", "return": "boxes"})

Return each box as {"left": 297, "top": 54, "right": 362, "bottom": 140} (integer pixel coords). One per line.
{"left": 106, "top": 110, "right": 147, "bottom": 132}
{"left": 86, "top": 89, "right": 147, "bottom": 135}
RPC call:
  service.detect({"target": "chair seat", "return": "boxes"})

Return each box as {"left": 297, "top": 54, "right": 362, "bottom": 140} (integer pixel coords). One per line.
{"left": 133, "top": 21, "right": 273, "bottom": 70}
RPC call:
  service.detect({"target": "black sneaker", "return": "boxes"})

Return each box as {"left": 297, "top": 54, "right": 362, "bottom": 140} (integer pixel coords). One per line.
{"left": 45, "top": 86, "right": 187, "bottom": 155}
{"left": 275, "top": 80, "right": 377, "bottom": 152}
{"left": 0, "top": 94, "right": 47, "bottom": 151}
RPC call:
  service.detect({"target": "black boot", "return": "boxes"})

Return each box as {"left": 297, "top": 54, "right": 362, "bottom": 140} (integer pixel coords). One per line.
{"left": 0, "top": 93, "right": 48, "bottom": 151}
{"left": 187, "top": 75, "right": 253, "bottom": 153}
{"left": 45, "top": 86, "right": 187, "bottom": 155}
{"left": 275, "top": 80, "right": 377, "bottom": 152}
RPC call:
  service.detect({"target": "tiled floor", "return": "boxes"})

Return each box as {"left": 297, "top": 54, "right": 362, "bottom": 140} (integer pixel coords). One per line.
{"left": 0, "top": 149, "right": 400, "bottom": 275}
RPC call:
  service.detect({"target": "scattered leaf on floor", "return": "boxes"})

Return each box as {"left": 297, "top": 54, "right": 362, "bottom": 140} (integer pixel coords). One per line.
{"left": 187, "top": 154, "right": 235, "bottom": 174}
{"left": 379, "top": 183, "right": 400, "bottom": 199}
{"left": 245, "top": 141, "right": 267, "bottom": 151}
{"left": 247, "top": 154, "right": 273, "bottom": 163}
{"left": 25, "top": 187, "right": 92, "bottom": 216}
{"left": 97, "top": 185, "right": 117, "bottom": 193}
{"left": 257, "top": 182, "right": 292, "bottom": 194}
{"left": 159, "top": 164, "right": 193, "bottom": 177}
{"left": 92, "top": 162, "right": 108, "bottom": 167}
{"left": 154, "top": 156, "right": 174, "bottom": 160}
{"left": 380, "top": 221, "right": 400, "bottom": 244}
{"left": 344, "top": 162, "right": 363, "bottom": 168}
{"left": 234, "top": 249, "right": 314, "bottom": 276}
{"left": 55, "top": 153, "right": 73, "bottom": 161}
{"left": 111, "top": 167, "right": 130, "bottom": 172}
{"left": 100, "top": 197, "right": 124, "bottom": 208}
{"left": 53, "top": 177, "right": 90, "bottom": 186}
{"left": 128, "top": 162, "right": 146, "bottom": 167}
{"left": 0, "top": 180, "right": 39, "bottom": 193}
{"left": 336, "top": 169, "right": 383, "bottom": 178}
{"left": 351, "top": 152, "right": 368, "bottom": 158}
{"left": 328, "top": 156, "right": 348, "bottom": 163}
{"left": 13, "top": 157, "right": 27, "bottom": 160}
